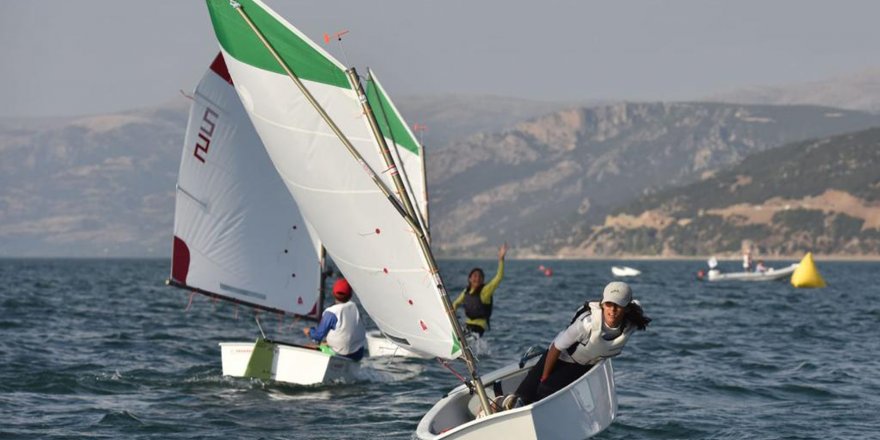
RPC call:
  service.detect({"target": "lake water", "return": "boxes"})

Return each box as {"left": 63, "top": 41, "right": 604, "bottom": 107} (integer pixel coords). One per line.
{"left": 1, "top": 258, "right": 878, "bottom": 439}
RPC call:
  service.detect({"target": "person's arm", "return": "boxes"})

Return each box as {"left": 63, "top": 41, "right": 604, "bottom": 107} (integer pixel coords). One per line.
{"left": 480, "top": 243, "right": 507, "bottom": 303}
{"left": 542, "top": 320, "right": 582, "bottom": 381}
{"left": 541, "top": 344, "right": 562, "bottom": 382}
{"left": 305, "top": 311, "right": 337, "bottom": 342}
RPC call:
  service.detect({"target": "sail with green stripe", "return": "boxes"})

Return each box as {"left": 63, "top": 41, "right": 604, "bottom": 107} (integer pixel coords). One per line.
{"left": 204, "top": 0, "right": 456, "bottom": 359}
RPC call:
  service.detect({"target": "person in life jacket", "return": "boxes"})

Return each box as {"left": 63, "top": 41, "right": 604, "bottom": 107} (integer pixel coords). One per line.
{"left": 507, "top": 281, "right": 651, "bottom": 407}
{"left": 451, "top": 242, "right": 507, "bottom": 337}
{"left": 302, "top": 278, "right": 367, "bottom": 361}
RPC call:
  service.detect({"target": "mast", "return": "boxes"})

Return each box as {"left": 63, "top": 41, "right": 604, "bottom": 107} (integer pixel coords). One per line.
{"left": 419, "top": 132, "right": 430, "bottom": 236}
{"left": 226, "top": 1, "right": 493, "bottom": 415}
{"left": 364, "top": 70, "right": 430, "bottom": 241}
{"left": 316, "top": 246, "right": 327, "bottom": 320}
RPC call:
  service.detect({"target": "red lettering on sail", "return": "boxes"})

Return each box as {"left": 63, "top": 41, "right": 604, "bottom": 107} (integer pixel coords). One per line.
{"left": 193, "top": 107, "right": 219, "bottom": 163}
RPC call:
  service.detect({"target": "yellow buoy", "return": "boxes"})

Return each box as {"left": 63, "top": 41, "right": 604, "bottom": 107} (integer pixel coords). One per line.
{"left": 791, "top": 252, "right": 826, "bottom": 288}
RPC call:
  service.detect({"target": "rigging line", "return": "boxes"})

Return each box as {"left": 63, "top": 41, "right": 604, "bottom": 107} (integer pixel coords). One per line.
{"left": 436, "top": 358, "right": 468, "bottom": 384}
{"left": 334, "top": 30, "right": 351, "bottom": 70}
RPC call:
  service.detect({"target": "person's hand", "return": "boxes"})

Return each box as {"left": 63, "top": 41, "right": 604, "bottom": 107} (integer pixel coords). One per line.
{"left": 498, "top": 242, "right": 508, "bottom": 260}
{"left": 302, "top": 327, "right": 311, "bottom": 337}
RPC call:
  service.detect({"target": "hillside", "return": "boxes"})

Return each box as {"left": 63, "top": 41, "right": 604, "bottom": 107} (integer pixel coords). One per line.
{"left": 0, "top": 95, "right": 573, "bottom": 257}
{"left": 706, "top": 68, "right": 880, "bottom": 113}
{"left": 2, "top": 97, "right": 880, "bottom": 258}
{"left": 572, "top": 127, "right": 880, "bottom": 257}
{"left": 428, "top": 102, "right": 880, "bottom": 257}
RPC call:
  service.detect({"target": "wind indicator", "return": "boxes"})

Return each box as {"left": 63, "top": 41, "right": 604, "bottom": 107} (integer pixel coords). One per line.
{"left": 323, "top": 29, "right": 351, "bottom": 67}
{"left": 412, "top": 123, "right": 428, "bottom": 146}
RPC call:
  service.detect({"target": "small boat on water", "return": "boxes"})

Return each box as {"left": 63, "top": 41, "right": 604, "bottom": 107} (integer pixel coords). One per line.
{"left": 706, "top": 264, "right": 798, "bottom": 282}
{"left": 416, "top": 355, "right": 617, "bottom": 439}
{"left": 202, "top": 1, "right": 620, "bottom": 437}
{"left": 169, "top": 52, "right": 358, "bottom": 385}
{"left": 611, "top": 266, "right": 641, "bottom": 277}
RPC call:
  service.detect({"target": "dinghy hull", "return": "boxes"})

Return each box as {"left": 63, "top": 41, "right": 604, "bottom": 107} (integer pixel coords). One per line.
{"left": 219, "top": 341, "right": 358, "bottom": 385}
{"left": 416, "top": 357, "right": 616, "bottom": 439}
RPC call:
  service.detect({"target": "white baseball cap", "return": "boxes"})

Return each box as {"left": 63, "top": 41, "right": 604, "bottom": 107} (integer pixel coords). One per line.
{"left": 602, "top": 281, "right": 632, "bottom": 307}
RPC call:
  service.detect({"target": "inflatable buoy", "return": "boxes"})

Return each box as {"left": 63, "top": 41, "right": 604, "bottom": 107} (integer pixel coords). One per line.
{"left": 791, "top": 252, "right": 826, "bottom": 288}
{"left": 538, "top": 265, "right": 545, "bottom": 271}
{"left": 544, "top": 268, "right": 553, "bottom": 277}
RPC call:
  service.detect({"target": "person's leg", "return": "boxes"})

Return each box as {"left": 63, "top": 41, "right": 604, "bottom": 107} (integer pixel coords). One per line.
{"left": 534, "top": 361, "right": 591, "bottom": 401}
{"left": 513, "top": 351, "right": 548, "bottom": 404}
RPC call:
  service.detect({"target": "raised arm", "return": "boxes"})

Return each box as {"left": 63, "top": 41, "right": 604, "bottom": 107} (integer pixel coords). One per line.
{"left": 480, "top": 243, "right": 507, "bottom": 302}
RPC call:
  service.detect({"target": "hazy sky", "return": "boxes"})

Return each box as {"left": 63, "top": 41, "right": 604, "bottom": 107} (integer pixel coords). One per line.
{"left": 4, "top": 0, "right": 880, "bottom": 118}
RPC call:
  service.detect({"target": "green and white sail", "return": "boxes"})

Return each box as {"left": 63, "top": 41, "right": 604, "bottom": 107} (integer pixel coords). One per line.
{"left": 171, "top": 53, "right": 323, "bottom": 317}
{"left": 205, "top": 0, "right": 457, "bottom": 359}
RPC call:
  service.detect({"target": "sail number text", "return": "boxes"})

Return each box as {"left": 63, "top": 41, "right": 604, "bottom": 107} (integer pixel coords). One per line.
{"left": 193, "top": 107, "right": 219, "bottom": 163}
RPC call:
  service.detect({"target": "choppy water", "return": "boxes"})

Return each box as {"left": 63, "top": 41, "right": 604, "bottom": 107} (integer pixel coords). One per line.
{"left": 1, "top": 258, "right": 878, "bottom": 439}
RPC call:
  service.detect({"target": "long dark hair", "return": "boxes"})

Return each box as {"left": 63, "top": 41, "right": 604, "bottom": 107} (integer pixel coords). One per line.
{"left": 623, "top": 302, "right": 651, "bottom": 331}
{"left": 467, "top": 267, "right": 484, "bottom": 295}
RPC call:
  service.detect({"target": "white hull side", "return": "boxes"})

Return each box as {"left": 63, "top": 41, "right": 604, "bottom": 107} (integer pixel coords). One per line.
{"left": 219, "top": 341, "right": 358, "bottom": 385}
{"left": 365, "top": 330, "right": 425, "bottom": 358}
{"left": 708, "top": 264, "right": 798, "bottom": 282}
{"left": 416, "top": 358, "right": 616, "bottom": 439}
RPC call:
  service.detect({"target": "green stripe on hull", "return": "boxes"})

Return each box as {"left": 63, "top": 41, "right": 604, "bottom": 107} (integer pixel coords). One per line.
{"left": 206, "top": 0, "right": 349, "bottom": 89}
{"left": 366, "top": 78, "right": 420, "bottom": 155}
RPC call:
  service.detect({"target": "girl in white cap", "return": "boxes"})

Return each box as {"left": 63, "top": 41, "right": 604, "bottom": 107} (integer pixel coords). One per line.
{"left": 505, "top": 281, "right": 650, "bottom": 408}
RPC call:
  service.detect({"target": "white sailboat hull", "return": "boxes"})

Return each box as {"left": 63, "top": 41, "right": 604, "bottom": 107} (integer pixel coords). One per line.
{"left": 365, "top": 330, "right": 425, "bottom": 358}
{"left": 219, "top": 341, "right": 358, "bottom": 385}
{"left": 416, "top": 357, "right": 616, "bottom": 439}
{"left": 707, "top": 264, "right": 798, "bottom": 282}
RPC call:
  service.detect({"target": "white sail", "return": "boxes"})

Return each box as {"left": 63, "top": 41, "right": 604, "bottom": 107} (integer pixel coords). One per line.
{"left": 171, "top": 53, "right": 322, "bottom": 317}
{"left": 205, "top": 0, "right": 459, "bottom": 359}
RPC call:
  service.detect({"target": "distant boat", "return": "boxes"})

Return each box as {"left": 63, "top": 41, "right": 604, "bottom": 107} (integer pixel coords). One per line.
{"left": 706, "top": 264, "right": 798, "bottom": 282}
{"left": 611, "top": 266, "right": 641, "bottom": 277}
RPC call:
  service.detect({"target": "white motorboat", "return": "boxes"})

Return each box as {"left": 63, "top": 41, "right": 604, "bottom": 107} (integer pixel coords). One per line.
{"left": 611, "top": 266, "right": 641, "bottom": 277}
{"left": 707, "top": 264, "right": 798, "bottom": 282}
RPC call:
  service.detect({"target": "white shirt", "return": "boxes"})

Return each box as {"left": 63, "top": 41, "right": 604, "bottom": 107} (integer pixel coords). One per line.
{"left": 553, "top": 313, "right": 624, "bottom": 363}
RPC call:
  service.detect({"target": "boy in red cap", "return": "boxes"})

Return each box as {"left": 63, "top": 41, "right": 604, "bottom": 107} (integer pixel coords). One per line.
{"left": 303, "top": 278, "right": 366, "bottom": 361}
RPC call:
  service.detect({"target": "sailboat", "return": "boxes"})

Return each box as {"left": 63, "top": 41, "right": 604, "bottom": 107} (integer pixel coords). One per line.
{"left": 169, "top": 52, "right": 364, "bottom": 385}
{"left": 202, "top": 0, "right": 617, "bottom": 437}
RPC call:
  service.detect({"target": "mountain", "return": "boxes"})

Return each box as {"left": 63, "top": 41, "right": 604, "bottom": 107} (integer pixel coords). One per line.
{"left": 394, "top": 94, "right": 588, "bottom": 149}
{"left": 0, "top": 102, "right": 189, "bottom": 257}
{"left": 706, "top": 69, "right": 880, "bottom": 113}
{"left": 573, "top": 127, "right": 880, "bottom": 257}
{"left": 3, "top": 96, "right": 879, "bottom": 258}
{"left": 427, "top": 102, "right": 880, "bottom": 257}
{"left": 0, "top": 95, "right": 575, "bottom": 257}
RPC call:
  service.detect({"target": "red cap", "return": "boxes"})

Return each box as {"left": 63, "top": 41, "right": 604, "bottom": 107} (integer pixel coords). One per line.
{"left": 332, "top": 278, "right": 352, "bottom": 300}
